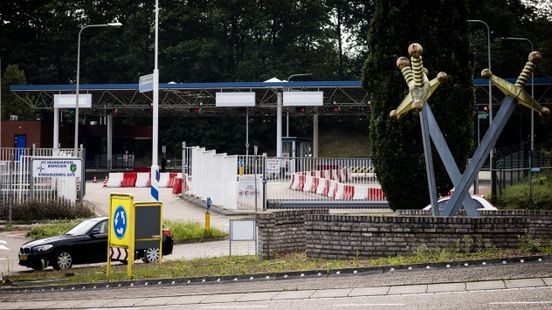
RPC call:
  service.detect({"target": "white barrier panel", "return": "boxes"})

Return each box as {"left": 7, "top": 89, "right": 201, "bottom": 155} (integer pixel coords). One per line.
{"left": 158, "top": 172, "right": 171, "bottom": 188}
{"left": 107, "top": 173, "right": 123, "bottom": 187}
{"left": 135, "top": 172, "right": 149, "bottom": 187}
{"left": 335, "top": 183, "right": 345, "bottom": 200}
{"left": 303, "top": 176, "right": 313, "bottom": 192}
{"left": 224, "top": 155, "right": 238, "bottom": 209}
{"left": 353, "top": 186, "right": 369, "bottom": 200}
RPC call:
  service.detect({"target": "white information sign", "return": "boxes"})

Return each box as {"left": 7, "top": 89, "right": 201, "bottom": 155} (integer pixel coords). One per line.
{"left": 283, "top": 91, "right": 323, "bottom": 106}
{"left": 238, "top": 175, "right": 261, "bottom": 199}
{"left": 266, "top": 158, "right": 280, "bottom": 173}
{"left": 54, "top": 94, "right": 92, "bottom": 108}
{"left": 139, "top": 73, "right": 154, "bottom": 93}
{"left": 32, "top": 158, "right": 82, "bottom": 178}
{"left": 216, "top": 92, "right": 256, "bottom": 107}
{"left": 230, "top": 219, "right": 256, "bottom": 241}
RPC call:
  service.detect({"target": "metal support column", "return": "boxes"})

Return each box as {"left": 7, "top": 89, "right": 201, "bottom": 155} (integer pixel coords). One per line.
{"left": 313, "top": 112, "right": 319, "bottom": 158}
{"left": 107, "top": 112, "right": 113, "bottom": 171}
{"left": 443, "top": 96, "right": 516, "bottom": 216}
{"left": 276, "top": 92, "right": 283, "bottom": 158}
{"left": 420, "top": 104, "right": 439, "bottom": 215}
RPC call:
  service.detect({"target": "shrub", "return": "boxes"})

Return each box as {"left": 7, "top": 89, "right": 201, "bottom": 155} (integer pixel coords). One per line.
{"left": 0, "top": 199, "right": 94, "bottom": 221}
{"left": 496, "top": 183, "right": 552, "bottom": 210}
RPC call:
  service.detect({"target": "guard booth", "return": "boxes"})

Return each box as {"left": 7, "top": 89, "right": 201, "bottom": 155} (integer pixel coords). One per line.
{"left": 282, "top": 137, "right": 312, "bottom": 174}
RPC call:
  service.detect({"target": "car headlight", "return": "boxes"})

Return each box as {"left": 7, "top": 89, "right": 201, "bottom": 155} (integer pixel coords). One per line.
{"left": 32, "top": 244, "right": 53, "bottom": 252}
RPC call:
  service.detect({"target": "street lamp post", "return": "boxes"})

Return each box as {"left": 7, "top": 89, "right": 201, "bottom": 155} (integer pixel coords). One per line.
{"left": 500, "top": 36, "right": 535, "bottom": 201}
{"left": 500, "top": 37, "right": 534, "bottom": 153}
{"left": 74, "top": 22, "right": 122, "bottom": 153}
{"left": 284, "top": 73, "right": 312, "bottom": 152}
{"left": 467, "top": 19, "right": 493, "bottom": 196}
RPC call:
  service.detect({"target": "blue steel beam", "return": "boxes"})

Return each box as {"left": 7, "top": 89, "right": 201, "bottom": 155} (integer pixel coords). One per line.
{"left": 442, "top": 96, "right": 516, "bottom": 217}
{"left": 420, "top": 104, "right": 439, "bottom": 215}
{"left": 425, "top": 104, "right": 480, "bottom": 217}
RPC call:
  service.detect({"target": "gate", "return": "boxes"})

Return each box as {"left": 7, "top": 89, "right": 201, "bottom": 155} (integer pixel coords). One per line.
{"left": 182, "top": 145, "right": 386, "bottom": 210}
{"left": 0, "top": 147, "right": 85, "bottom": 206}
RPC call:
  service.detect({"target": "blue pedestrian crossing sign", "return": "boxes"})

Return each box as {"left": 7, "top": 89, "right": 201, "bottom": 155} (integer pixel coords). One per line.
{"left": 113, "top": 206, "right": 127, "bottom": 239}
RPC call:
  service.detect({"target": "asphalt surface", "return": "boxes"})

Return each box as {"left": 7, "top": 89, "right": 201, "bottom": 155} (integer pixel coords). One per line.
{"left": 1, "top": 259, "right": 551, "bottom": 309}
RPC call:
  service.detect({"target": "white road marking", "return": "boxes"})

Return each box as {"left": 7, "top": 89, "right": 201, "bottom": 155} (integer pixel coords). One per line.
{"left": 334, "top": 303, "right": 405, "bottom": 307}
{"left": 489, "top": 301, "right": 552, "bottom": 305}
{"left": 201, "top": 306, "right": 268, "bottom": 309}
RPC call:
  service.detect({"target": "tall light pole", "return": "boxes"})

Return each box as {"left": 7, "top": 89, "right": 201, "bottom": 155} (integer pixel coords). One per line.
{"left": 151, "top": 0, "right": 160, "bottom": 201}
{"left": 74, "top": 22, "right": 122, "bottom": 153}
{"left": 468, "top": 19, "right": 493, "bottom": 195}
{"left": 285, "top": 73, "right": 312, "bottom": 137}
{"left": 500, "top": 37, "right": 534, "bottom": 153}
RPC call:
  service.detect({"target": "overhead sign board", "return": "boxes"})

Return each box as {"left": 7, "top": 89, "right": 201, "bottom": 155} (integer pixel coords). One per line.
{"left": 139, "top": 73, "right": 154, "bottom": 93}
{"left": 54, "top": 94, "right": 92, "bottom": 108}
{"left": 216, "top": 92, "right": 256, "bottom": 107}
{"left": 32, "top": 158, "right": 82, "bottom": 178}
{"left": 283, "top": 91, "right": 323, "bottom": 106}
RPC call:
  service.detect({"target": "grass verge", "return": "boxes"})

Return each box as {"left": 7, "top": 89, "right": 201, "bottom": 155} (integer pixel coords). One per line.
{"left": 4, "top": 245, "right": 552, "bottom": 287}
{"left": 26, "top": 219, "right": 227, "bottom": 242}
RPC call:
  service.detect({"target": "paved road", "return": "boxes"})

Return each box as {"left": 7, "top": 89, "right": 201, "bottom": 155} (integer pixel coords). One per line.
{"left": 1, "top": 260, "right": 551, "bottom": 309}
{"left": 1, "top": 182, "right": 256, "bottom": 274}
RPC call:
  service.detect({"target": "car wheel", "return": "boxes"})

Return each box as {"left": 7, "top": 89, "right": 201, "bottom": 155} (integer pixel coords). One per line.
{"left": 53, "top": 250, "right": 73, "bottom": 270}
{"left": 142, "top": 248, "right": 160, "bottom": 263}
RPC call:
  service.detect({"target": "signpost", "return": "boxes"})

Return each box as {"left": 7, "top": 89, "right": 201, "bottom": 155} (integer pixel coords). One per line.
{"left": 107, "top": 193, "right": 135, "bottom": 277}
{"left": 31, "top": 157, "right": 83, "bottom": 201}
{"left": 229, "top": 219, "right": 256, "bottom": 255}
{"left": 107, "top": 194, "right": 163, "bottom": 278}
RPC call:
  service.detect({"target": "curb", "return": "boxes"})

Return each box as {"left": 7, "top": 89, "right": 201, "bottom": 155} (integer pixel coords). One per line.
{"left": 2, "top": 254, "right": 550, "bottom": 293}
{"left": 179, "top": 194, "right": 256, "bottom": 216}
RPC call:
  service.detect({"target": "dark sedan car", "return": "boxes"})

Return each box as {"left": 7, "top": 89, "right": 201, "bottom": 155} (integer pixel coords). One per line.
{"left": 19, "top": 217, "right": 173, "bottom": 270}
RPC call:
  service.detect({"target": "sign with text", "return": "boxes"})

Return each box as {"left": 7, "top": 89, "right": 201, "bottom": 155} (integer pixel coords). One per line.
{"left": 216, "top": 92, "right": 256, "bottom": 107}
{"left": 283, "top": 91, "right": 323, "bottom": 106}
{"left": 266, "top": 158, "right": 280, "bottom": 173}
{"left": 32, "top": 158, "right": 82, "bottom": 178}
{"left": 54, "top": 94, "right": 92, "bottom": 108}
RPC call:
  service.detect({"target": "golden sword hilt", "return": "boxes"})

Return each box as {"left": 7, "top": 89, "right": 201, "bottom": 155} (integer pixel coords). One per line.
{"left": 390, "top": 43, "right": 447, "bottom": 119}
{"left": 481, "top": 51, "right": 550, "bottom": 119}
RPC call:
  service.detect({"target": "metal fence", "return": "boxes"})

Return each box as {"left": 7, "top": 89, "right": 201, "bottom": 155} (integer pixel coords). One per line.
{"left": 495, "top": 149, "right": 552, "bottom": 197}
{"left": 0, "top": 147, "right": 84, "bottom": 206}
{"left": 182, "top": 144, "right": 384, "bottom": 209}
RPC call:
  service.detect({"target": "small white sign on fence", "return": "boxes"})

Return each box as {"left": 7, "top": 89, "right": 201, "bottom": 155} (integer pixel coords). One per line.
{"left": 266, "top": 158, "right": 280, "bottom": 173}
{"left": 32, "top": 158, "right": 82, "bottom": 178}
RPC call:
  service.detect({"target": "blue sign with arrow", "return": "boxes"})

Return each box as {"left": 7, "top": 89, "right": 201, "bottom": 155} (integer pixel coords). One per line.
{"left": 113, "top": 206, "right": 127, "bottom": 239}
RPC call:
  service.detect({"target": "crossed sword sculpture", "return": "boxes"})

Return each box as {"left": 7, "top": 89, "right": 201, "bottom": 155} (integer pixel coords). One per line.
{"left": 390, "top": 43, "right": 548, "bottom": 217}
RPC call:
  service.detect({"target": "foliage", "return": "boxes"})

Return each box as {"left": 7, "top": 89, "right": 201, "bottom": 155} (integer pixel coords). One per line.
{"left": 165, "top": 220, "right": 227, "bottom": 242}
{"left": 0, "top": 64, "right": 36, "bottom": 120}
{"left": 495, "top": 171, "right": 552, "bottom": 210}
{"left": 362, "top": 0, "right": 473, "bottom": 210}
{"left": 0, "top": 200, "right": 94, "bottom": 222}
{"left": 26, "top": 219, "right": 82, "bottom": 240}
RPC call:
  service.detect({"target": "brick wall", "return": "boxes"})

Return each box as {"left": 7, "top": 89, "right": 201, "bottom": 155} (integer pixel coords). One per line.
{"left": 256, "top": 209, "right": 329, "bottom": 259}
{"left": 256, "top": 209, "right": 552, "bottom": 260}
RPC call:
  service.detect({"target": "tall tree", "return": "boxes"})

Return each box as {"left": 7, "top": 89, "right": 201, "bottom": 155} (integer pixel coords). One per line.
{"left": 362, "top": 0, "right": 473, "bottom": 210}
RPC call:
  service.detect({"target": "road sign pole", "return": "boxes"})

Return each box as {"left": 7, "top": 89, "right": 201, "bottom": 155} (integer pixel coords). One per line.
{"left": 151, "top": 0, "right": 160, "bottom": 201}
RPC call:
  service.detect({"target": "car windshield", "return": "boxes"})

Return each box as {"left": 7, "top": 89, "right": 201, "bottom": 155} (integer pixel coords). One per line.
{"left": 65, "top": 219, "right": 101, "bottom": 236}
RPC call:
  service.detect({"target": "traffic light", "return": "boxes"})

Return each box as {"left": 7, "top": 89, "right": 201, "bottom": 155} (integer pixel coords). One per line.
{"left": 295, "top": 106, "right": 306, "bottom": 113}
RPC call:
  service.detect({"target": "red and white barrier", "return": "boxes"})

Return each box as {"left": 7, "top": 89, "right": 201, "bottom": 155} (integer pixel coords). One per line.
{"left": 288, "top": 170, "right": 385, "bottom": 201}
{"left": 135, "top": 172, "right": 150, "bottom": 188}
{"left": 106, "top": 173, "right": 123, "bottom": 188}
